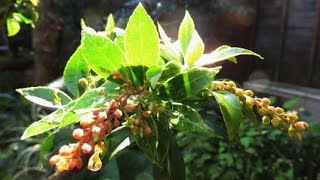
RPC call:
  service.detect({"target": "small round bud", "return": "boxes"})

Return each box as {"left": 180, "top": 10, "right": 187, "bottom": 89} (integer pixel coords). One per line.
{"left": 262, "top": 116, "right": 271, "bottom": 125}
{"left": 235, "top": 89, "right": 244, "bottom": 96}
{"left": 246, "top": 97, "right": 255, "bottom": 107}
{"left": 81, "top": 143, "right": 92, "bottom": 154}
{"left": 258, "top": 109, "right": 267, "bottom": 116}
{"left": 93, "top": 109, "right": 102, "bottom": 116}
{"left": 113, "top": 109, "right": 123, "bottom": 119}
{"left": 267, "top": 106, "right": 275, "bottom": 114}
{"left": 134, "top": 119, "right": 141, "bottom": 126}
{"left": 145, "top": 127, "right": 152, "bottom": 137}
{"left": 288, "top": 124, "right": 296, "bottom": 137}
{"left": 294, "top": 121, "right": 309, "bottom": 131}
{"left": 92, "top": 125, "right": 101, "bottom": 134}
{"left": 75, "top": 158, "right": 83, "bottom": 169}
{"left": 288, "top": 112, "right": 299, "bottom": 122}
{"left": 244, "top": 90, "right": 254, "bottom": 97}
{"left": 80, "top": 118, "right": 95, "bottom": 127}
{"left": 137, "top": 86, "right": 144, "bottom": 92}
{"left": 97, "top": 111, "right": 107, "bottom": 121}
{"left": 275, "top": 107, "right": 284, "bottom": 114}
{"left": 141, "top": 111, "right": 149, "bottom": 118}
{"left": 113, "top": 71, "right": 121, "bottom": 79}
{"left": 59, "top": 145, "right": 73, "bottom": 156}
{"left": 271, "top": 118, "right": 279, "bottom": 127}
{"left": 126, "top": 105, "right": 136, "bottom": 112}
{"left": 77, "top": 78, "right": 88, "bottom": 93}
{"left": 227, "top": 81, "right": 236, "bottom": 88}
{"left": 72, "top": 128, "right": 84, "bottom": 140}
{"left": 49, "top": 155, "right": 60, "bottom": 165}
{"left": 261, "top": 98, "right": 271, "bottom": 106}
{"left": 114, "top": 119, "right": 120, "bottom": 127}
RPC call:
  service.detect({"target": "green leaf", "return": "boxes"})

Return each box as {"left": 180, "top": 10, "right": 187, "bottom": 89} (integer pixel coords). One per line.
{"left": 166, "top": 102, "right": 214, "bottom": 135}
{"left": 17, "top": 87, "right": 72, "bottom": 108}
{"left": 178, "top": 11, "right": 195, "bottom": 56}
{"left": 63, "top": 46, "right": 89, "bottom": 98}
{"left": 198, "top": 109, "right": 228, "bottom": 138}
{"left": 81, "top": 27, "right": 126, "bottom": 79}
{"left": 7, "top": 17, "right": 20, "bottom": 36}
{"left": 211, "top": 91, "right": 243, "bottom": 140}
{"left": 105, "top": 14, "right": 115, "bottom": 35}
{"left": 158, "top": 61, "right": 181, "bottom": 82}
{"left": 159, "top": 68, "right": 217, "bottom": 101}
{"left": 102, "top": 126, "right": 132, "bottom": 161}
{"left": 184, "top": 31, "right": 204, "bottom": 67}
{"left": 195, "top": 45, "right": 263, "bottom": 67}
{"left": 115, "top": 34, "right": 125, "bottom": 52}
{"left": 125, "top": 4, "right": 160, "bottom": 67}
{"left": 12, "top": 12, "right": 33, "bottom": 24}
{"left": 21, "top": 102, "right": 75, "bottom": 140}
{"left": 146, "top": 66, "right": 162, "bottom": 87}
{"left": 29, "top": 0, "right": 38, "bottom": 6}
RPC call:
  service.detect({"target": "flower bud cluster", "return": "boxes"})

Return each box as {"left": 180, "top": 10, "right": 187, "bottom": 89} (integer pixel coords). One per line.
{"left": 49, "top": 71, "right": 157, "bottom": 172}
{"left": 212, "top": 80, "right": 309, "bottom": 140}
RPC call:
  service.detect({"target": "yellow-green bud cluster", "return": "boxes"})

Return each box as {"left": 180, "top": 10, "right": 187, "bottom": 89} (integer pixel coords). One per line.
{"left": 212, "top": 80, "right": 309, "bottom": 140}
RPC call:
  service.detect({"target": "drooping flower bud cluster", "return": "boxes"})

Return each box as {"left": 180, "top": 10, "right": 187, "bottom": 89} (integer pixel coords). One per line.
{"left": 49, "top": 71, "right": 159, "bottom": 172}
{"left": 212, "top": 80, "right": 309, "bottom": 140}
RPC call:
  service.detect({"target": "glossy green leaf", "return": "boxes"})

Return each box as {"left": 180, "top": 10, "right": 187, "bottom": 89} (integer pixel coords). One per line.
{"left": 146, "top": 66, "right": 162, "bottom": 87}
{"left": 185, "top": 31, "right": 204, "bottom": 67}
{"left": 125, "top": 4, "right": 160, "bottom": 67}
{"left": 178, "top": 11, "right": 195, "bottom": 56}
{"left": 158, "top": 23, "right": 181, "bottom": 63}
{"left": 158, "top": 61, "right": 181, "bottom": 82}
{"left": 102, "top": 127, "right": 132, "bottom": 161}
{"left": 199, "top": 109, "right": 228, "bottom": 139}
{"left": 21, "top": 102, "right": 75, "bottom": 140}
{"left": 17, "top": 87, "right": 72, "bottom": 108}
{"left": 63, "top": 46, "right": 89, "bottom": 98}
{"left": 105, "top": 14, "right": 115, "bottom": 35}
{"left": 211, "top": 91, "right": 243, "bottom": 140}
{"left": 29, "top": 0, "right": 38, "bottom": 6}
{"left": 159, "top": 68, "right": 217, "bottom": 101}
{"left": 195, "top": 45, "right": 263, "bottom": 67}
{"left": 166, "top": 102, "right": 215, "bottom": 135}
{"left": 7, "top": 17, "right": 20, "bottom": 36}
{"left": 115, "top": 34, "right": 125, "bottom": 52}
{"left": 81, "top": 27, "right": 126, "bottom": 79}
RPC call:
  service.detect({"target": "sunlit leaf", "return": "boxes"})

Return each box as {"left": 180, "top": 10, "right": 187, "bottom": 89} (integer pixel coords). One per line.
{"left": 105, "top": 14, "right": 115, "bottom": 35}
{"left": 125, "top": 4, "right": 160, "bottom": 67}
{"left": 211, "top": 91, "right": 243, "bottom": 140}
{"left": 17, "top": 87, "right": 72, "bottom": 108}
{"left": 81, "top": 27, "right": 126, "bottom": 79}
{"left": 63, "top": 46, "right": 89, "bottom": 98}
{"left": 184, "top": 31, "right": 204, "bottom": 67}
{"left": 7, "top": 17, "right": 20, "bottom": 36}
{"left": 178, "top": 11, "right": 195, "bottom": 56}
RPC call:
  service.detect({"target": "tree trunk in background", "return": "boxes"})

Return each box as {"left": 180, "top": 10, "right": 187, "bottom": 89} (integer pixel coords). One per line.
{"left": 33, "top": 0, "right": 84, "bottom": 85}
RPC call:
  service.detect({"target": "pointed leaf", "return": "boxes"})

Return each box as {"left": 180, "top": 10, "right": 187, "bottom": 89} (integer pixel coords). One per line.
{"left": 125, "top": 4, "right": 160, "bottom": 67}
{"left": 211, "top": 91, "right": 243, "bottom": 140}
{"left": 105, "top": 14, "right": 115, "bottom": 35}
{"left": 195, "top": 45, "right": 263, "bottom": 67}
{"left": 159, "top": 68, "right": 217, "bottom": 101}
{"left": 146, "top": 66, "right": 162, "bottom": 87}
{"left": 178, "top": 11, "right": 195, "bottom": 56}
{"left": 7, "top": 17, "right": 20, "bottom": 36}
{"left": 166, "top": 102, "right": 216, "bottom": 135}
{"left": 81, "top": 28, "right": 126, "bottom": 78}
{"left": 17, "top": 87, "right": 72, "bottom": 108}
{"left": 63, "top": 46, "right": 89, "bottom": 98}
{"left": 185, "top": 31, "right": 204, "bottom": 67}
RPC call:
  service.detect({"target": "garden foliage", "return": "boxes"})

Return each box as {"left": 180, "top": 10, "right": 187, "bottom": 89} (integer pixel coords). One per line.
{"left": 17, "top": 4, "right": 308, "bottom": 179}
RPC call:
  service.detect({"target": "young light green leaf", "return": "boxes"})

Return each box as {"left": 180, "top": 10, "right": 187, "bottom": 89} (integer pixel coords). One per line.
{"left": 158, "top": 61, "right": 181, "bottom": 82}
{"left": 7, "top": 17, "right": 20, "bottom": 36}
{"left": 17, "top": 87, "right": 72, "bottom": 108}
{"left": 125, "top": 4, "right": 160, "bottom": 67}
{"left": 211, "top": 91, "right": 243, "bottom": 140}
{"left": 29, "top": 0, "right": 38, "bottom": 6}
{"left": 81, "top": 28, "right": 126, "bottom": 79}
{"left": 115, "top": 34, "right": 125, "bottom": 52}
{"left": 178, "top": 11, "right": 195, "bottom": 56}
{"left": 105, "top": 14, "right": 115, "bottom": 35}
{"left": 195, "top": 45, "right": 263, "bottom": 67}
{"left": 157, "top": 22, "right": 172, "bottom": 47}
{"left": 159, "top": 68, "right": 217, "bottom": 101}
{"left": 184, "top": 30, "right": 204, "bottom": 67}
{"left": 63, "top": 46, "right": 89, "bottom": 98}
